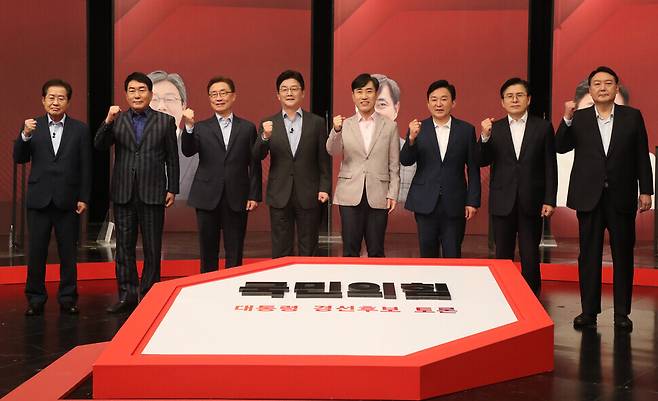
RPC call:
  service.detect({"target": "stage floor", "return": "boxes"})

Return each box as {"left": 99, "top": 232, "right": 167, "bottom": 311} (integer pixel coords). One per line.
{"left": 1, "top": 233, "right": 658, "bottom": 400}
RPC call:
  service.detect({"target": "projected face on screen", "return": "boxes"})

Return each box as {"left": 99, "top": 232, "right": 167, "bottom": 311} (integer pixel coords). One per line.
{"left": 372, "top": 74, "right": 400, "bottom": 122}
{"left": 148, "top": 71, "right": 187, "bottom": 134}
{"left": 151, "top": 80, "right": 185, "bottom": 127}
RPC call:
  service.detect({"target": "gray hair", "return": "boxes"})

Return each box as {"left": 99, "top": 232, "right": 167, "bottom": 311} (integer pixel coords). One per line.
{"left": 372, "top": 73, "right": 400, "bottom": 104}
{"left": 147, "top": 70, "right": 187, "bottom": 105}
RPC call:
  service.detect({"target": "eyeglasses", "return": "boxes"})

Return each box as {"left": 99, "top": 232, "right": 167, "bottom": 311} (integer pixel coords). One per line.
{"left": 503, "top": 93, "right": 528, "bottom": 101}
{"left": 209, "top": 91, "right": 234, "bottom": 99}
{"left": 151, "top": 96, "right": 182, "bottom": 105}
{"left": 279, "top": 86, "right": 301, "bottom": 94}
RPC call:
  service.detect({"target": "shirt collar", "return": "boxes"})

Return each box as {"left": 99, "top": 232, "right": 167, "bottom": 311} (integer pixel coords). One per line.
{"left": 282, "top": 108, "right": 303, "bottom": 121}
{"left": 594, "top": 104, "right": 614, "bottom": 121}
{"left": 216, "top": 112, "right": 234, "bottom": 124}
{"left": 357, "top": 110, "right": 377, "bottom": 122}
{"left": 433, "top": 116, "right": 452, "bottom": 129}
{"left": 47, "top": 114, "right": 66, "bottom": 126}
{"left": 130, "top": 107, "right": 151, "bottom": 119}
{"left": 508, "top": 111, "right": 528, "bottom": 125}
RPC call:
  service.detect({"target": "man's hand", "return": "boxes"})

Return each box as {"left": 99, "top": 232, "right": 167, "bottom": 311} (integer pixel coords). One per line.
{"left": 465, "top": 206, "right": 478, "bottom": 221}
{"left": 262, "top": 121, "right": 273, "bottom": 139}
{"left": 639, "top": 194, "right": 652, "bottom": 212}
{"left": 76, "top": 202, "right": 87, "bottom": 215}
{"left": 387, "top": 198, "right": 397, "bottom": 214}
{"left": 563, "top": 100, "right": 576, "bottom": 121}
{"left": 541, "top": 204, "right": 555, "bottom": 218}
{"left": 408, "top": 119, "right": 421, "bottom": 144}
{"left": 181, "top": 108, "right": 195, "bottom": 127}
{"left": 23, "top": 119, "right": 37, "bottom": 137}
{"left": 318, "top": 192, "right": 329, "bottom": 203}
{"left": 333, "top": 115, "right": 346, "bottom": 132}
{"left": 246, "top": 200, "right": 258, "bottom": 211}
{"left": 165, "top": 192, "right": 175, "bottom": 208}
{"left": 480, "top": 117, "right": 494, "bottom": 140}
{"left": 105, "top": 106, "right": 121, "bottom": 124}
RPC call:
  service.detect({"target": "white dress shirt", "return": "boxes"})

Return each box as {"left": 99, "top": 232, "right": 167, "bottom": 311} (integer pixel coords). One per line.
{"left": 216, "top": 113, "right": 233, "bottom": 148}
{"left": 433, "top": 117, "right": 451, "bottom": 161}
{"left": 595, "top": 105, "right": 614, "bottom": 155}
{"left": 508, "top": 111, "right": 528, "bottom": 159}
{"left": 357, "top": 111, "right": 377, "bottom": 152}
{"left": 22, "top": 114, "right": 66, "bottom": 155}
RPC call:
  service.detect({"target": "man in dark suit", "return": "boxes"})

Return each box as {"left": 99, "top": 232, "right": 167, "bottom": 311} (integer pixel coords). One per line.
{"left": 252, "top": 70, "right": 331, "bottom": 257}
{"left": 479, "top": 78, "right": 557, "bottom": 296}
{"left": 95, "top": 72, "right": 179, "bottom": 313}
{"left": 401, "top": 80, "right": 480, "bottom": 258}
{"left": 180, "top": 76, "right": 261, "bottom": 272}
{"left": 14, "top": 79, "right": 91, "bottom": 316}
{"left": 556, "top": 66, "right": 652, "bottom": 331}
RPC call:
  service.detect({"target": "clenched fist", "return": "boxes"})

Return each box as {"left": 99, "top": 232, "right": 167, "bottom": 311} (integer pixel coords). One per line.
{"left": 333, "top": 115, "right": 346, "bottom": 132}
{"left": 23, "top": 119, "right": 37, "bottom": 137}
{"left": 563, "top": 100, "right": 576, "bottom": 121}
{"left": 105, "top": 105, "right": 121, "bottom": 124}
{"left": 480, "top": 118, "right": 494, "bottom": 139}
{"left": 181, "top": 108, "right": 195, "bottom": 126}
{"left": 262, "top": 121, "right": 273, "bottom": 139}
{"left": 408, "top": 119, "right": 421, "bottom": 143}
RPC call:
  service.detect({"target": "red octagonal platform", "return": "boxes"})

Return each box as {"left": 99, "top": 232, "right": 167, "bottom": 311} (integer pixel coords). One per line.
{"left": 93, "top": 257, "right": 553, "bottom": 400}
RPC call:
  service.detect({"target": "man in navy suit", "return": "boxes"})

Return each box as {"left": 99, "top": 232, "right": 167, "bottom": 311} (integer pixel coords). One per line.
{"left": 556, "top": 66, "right": 653, "bottom": 331}
{"left": 401, "top": 80, "right": 480, "bottom": 258}
{"left": 14, "top": 79, "right": 92, "bottom": 315}
{"left": 180, "top": 76, "right": 262, "bottom": 272}
{"left": 479, "top": 78, "right": 557, "bottom": 296}
{"left": 95, "top": 72, "right": 179, "bottom": 313}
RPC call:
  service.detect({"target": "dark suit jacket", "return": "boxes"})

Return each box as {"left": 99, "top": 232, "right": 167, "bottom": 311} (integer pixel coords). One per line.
{"left": 555, "top": 105, "right": 653, "bottom": 213}
{"left": 400, "top": 116, "right": 481, "bottom": 217}
{"left": 94, "top": 107, "right": 179, "bottom": 205}
{"left": 480, "top": 115, "right": 557, "bottom": 216}
{"left": 252, "top": 110, "right": 331, "bottom": 209}
{"left": 182, "top": 114, "right": 262, "bottom": 211}
{"left": 14, "top": 115, "right": 92, "bottom": 211}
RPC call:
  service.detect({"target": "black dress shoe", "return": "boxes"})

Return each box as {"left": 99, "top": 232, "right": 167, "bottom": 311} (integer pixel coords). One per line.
{"left": 60, "top": 304, "right": 79, "bottom": 315}
{"left": 25, "top": 304, "right": 44, "bottom": 316}
{"left": 573, "top": 313, "right": 597, "bottom": 329}
{"left": 614, "top": 314, "right": 633, "bottom": 332}
{"left": 106, "top": 300, "right": 137, "bottom": 314}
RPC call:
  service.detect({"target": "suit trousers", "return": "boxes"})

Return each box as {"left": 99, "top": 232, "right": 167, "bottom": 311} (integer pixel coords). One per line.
{"left": 269, "top": 184, "right": 320, "bottom": 258}
{"left": 196, "top": 194, "right": 248, "bottom": 272}
{"left": 339, "top": 190, "right": 388, "bottom": 257}
{"left": 113, "top": 191, "right": 165, "bottom": 301}
{"left": 414, "top": 197, "right": 466, "bottom": 258}
{"left": 492, "top": 199, "right": 543, "bottom": 295}
{"left": 25, "top": 202, "right": 79, "bottom": 305}
{"left": 576, "top": 189, "right": 636, "bottom": 316}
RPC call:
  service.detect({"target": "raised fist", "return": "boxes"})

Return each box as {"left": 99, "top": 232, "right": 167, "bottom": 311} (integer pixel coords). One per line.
{"left": 563, "top": 100, "right": 576, "bottom": 121}
{"left": 480, "top": 118, "right": 494, "bottom": 138}
{"left": 23, "top": 119, "right": 37, "bottom": 137}
{"left": 333, "top": 115, "right": 345, "bottom": 132}
{"left": 262, "top": 121, "right": 273, "bottom": 139}
{"left": 105, "top": 105, "right": 121, "bottom": 124}
{"left": 181, "top": 108, "right": 195, "bottom": 126}
{"left": 408, "top": 119, "right": 421, "bottom": 143}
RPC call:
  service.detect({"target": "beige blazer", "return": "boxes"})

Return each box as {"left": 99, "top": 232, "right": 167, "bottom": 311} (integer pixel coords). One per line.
{"left": 326, "top": 113, "right": 400, "bottom": 208}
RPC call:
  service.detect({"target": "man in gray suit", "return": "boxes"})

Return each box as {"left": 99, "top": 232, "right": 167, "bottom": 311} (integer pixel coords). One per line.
{"left": 95, "top": 72, "right": 179, "bottom": 313}
{"left": 252, "top": 70, "right": 331, "bottom": 258}
{"left": 327, "top": 73, "right": 400, "bottom": 257}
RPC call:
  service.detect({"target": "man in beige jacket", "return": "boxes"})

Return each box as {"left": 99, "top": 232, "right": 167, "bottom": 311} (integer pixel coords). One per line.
{"left": 327, "top": 73, "right": 400, "bottom": 257}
